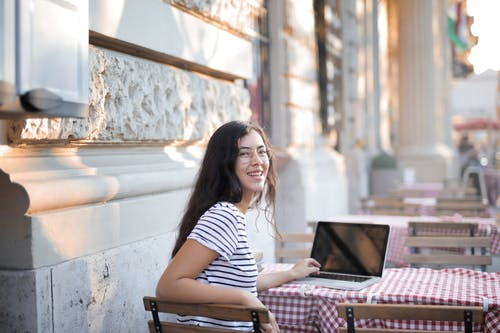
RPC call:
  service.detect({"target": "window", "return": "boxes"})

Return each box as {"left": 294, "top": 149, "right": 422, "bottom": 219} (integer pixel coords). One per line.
{"left": 314, "top": 0, "right": 344, "bottom": 149}
{"left": 247, "top": 1, "right": 271, "bottom": 133}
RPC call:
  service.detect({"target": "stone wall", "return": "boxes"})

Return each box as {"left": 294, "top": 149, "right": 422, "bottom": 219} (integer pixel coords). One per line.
{"left": 8, "top": 46, "right": 251, "bottom": 144}
{"left": 0, "top": 233, "right": 172, "bottom": 333}
{"left": 165, "top": 0, "right": 262, "bottom": 35}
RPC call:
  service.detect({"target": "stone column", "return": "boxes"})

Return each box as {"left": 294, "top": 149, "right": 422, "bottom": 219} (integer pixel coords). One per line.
{"left": 396, "top": 0, "right": 454, "bottom": 183}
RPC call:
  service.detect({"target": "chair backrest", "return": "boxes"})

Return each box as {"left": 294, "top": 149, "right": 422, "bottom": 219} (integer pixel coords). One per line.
{"left": 360, "top": 196, "right": 402, "bottom": 212}
{"left": 275, "top": 232, "right": 314, "bottom": 263}
{"left": 360, "top": 196, "right": 420, "bottom": 216}
{"left": 395, "top": 188, "right": 437, "bottom": 197}
{"left": 143, "top": 296, "right": 270, "bottom": 333}
{"left": 435, "top": 200, "right": 490, "bottom": 217}
{"left": 404, "top": 221, "right": 492, "bottom": 271}
{"left": 337, "top": 303, "right": 484, "bottom": 333}
{"left": 439, "top": 184, "right": 479, "bottom": 200}
{"left": 369, "top": 203, "right": 420, "bottom": 216}
{"left": 408, "top": 221, "right": 479, "bottom": 235}
{"left": 437, "top": 197, "right": 484, "bottom": 204}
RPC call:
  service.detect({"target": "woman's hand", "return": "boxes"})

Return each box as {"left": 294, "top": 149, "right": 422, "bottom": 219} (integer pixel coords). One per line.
{"left": 257, "top": 258, "right": 321, "bottom": 291}
{"left": 290, "top": 258, "right": 321, "bottom": 279}
{"left": 255, "top": 259, "right": 320, "bottom": 332}
{"left": 260, "top": 311, "right": 280, "bottom": 333}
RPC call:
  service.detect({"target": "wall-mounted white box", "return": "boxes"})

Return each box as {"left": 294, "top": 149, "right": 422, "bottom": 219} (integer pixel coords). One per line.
{"left": 0, "top": 0, "right": 88, "bottom": 118}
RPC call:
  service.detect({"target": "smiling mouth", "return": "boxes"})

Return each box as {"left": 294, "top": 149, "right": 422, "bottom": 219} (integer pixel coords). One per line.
{"left": 248, "top": 171, "right": 263, "bottom": 177}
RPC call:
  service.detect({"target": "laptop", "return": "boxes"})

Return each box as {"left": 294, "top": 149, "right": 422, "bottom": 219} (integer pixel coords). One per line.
{"left": 294, "top": 221, "right": 390, "bottom": 290}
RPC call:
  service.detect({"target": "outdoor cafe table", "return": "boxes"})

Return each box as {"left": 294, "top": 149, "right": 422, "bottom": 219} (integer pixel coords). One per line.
{"left": 323, "top": 214, "right": 500, "bottom": 267}
{"left": 258, "top": 263, "right": 500, "bottom": 333}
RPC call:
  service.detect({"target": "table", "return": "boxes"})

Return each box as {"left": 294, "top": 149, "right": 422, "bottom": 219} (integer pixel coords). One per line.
{"left": 324, "top": 215, "right": 500, "bottom": 267}
{"left": 258, "top": 263, "right": 500, "bottom": 333}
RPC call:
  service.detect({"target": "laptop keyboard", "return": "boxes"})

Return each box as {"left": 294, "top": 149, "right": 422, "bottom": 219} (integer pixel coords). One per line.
{"left": 317, "top": 272, "right": 371, "bottom": 282}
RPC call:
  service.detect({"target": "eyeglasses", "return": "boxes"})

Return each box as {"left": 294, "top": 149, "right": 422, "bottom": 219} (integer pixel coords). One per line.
{"left": 237, "top": 147, "right": 269, "bottom": 163}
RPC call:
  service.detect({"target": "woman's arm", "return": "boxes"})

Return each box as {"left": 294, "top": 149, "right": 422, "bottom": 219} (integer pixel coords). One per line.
{"left": 156, "top": 239, "right": 262, "bottom": 307}
{"left": 157, "top": 239, "right": 280, "bottom": 332}
{"left": 256, "top": 258, "right": 320, "bottom": 291}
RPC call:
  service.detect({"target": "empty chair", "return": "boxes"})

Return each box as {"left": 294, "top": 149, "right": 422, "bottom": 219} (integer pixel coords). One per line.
{"left": 337, "top": 303, "right": 484, "bottom": 333}
{"left": 439, "top": 183, "right": 480, "bottom": 200}
{"left": 436, "top": 197, "right": 484, "bottom": 204}
{"left": 394, "top": 188, "right": 429, "bottom": 197}
{"left": 404, "top": 221, "right": 492, "bottom": 271}
{"left": 143, "top": 296, "right": 270, "bottom": 333}
{"left": 361, "top": 196, "right": 420, "bottom": 216}
{"left": 434, "top": 200, "right": 490, "bottom": 217}
{"left": 361, "top": 196, "right": 402, "bottom": 206}
{"left": 275, "top": 232, "right": 314, "bottom": 263}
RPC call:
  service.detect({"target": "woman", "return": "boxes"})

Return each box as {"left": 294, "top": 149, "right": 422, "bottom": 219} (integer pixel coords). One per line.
{"left": 156, "top": 120, "right": 320, "bottom": 332}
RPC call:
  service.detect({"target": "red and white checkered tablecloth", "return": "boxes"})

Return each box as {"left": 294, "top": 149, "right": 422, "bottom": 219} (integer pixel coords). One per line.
{"left": 326, "top": 215, "right": 500, "bottom": 266}
{"left": 259, "top": 264, "right": 500, "bottom": 333}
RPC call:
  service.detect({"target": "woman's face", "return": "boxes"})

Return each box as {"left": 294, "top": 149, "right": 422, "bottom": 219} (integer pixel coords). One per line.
{"left": 235, "top": 130, "right": 270, "bottom": 202}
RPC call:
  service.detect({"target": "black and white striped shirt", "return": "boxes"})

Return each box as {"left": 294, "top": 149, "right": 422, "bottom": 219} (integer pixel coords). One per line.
{"left": 180, "top": 201, "right": 258, "bottom": 331}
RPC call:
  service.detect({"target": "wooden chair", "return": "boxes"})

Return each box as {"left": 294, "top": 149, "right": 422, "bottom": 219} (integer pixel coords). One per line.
{"left": 436, "top": 197, "right": 484, "bottom": 205}
{"left": 434, "top": 200, "right": 490, "bottom": 217}
{"left": 370, "top": 203, "right": 420, "bottom": 216}
{"left": 275, "top": 232, "right": 314, "bottom": 263}
{"left": 143, "top": 296, "right": 270, "bottom": 333}
{"left": 404, "top": 221, "right": 492, "bottom": 271}
{"left": 337, "top": 303, "right": 484, "bottom": 333}
{"left": 440, "top": 184, "right": 479, "bottom": 200}
{"left": 360, "top": 196, "right": 402, "bottom": 208}
{"left": 361, "top": 196, "right": 420, "bottom": 216}
{"left": 395, "top": 188, "right": 431, "bottom": 197}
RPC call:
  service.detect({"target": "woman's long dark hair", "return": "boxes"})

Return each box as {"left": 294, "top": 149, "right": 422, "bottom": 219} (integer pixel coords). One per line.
{"left": 171, "top": 120, "right": 278, "bottom": 257}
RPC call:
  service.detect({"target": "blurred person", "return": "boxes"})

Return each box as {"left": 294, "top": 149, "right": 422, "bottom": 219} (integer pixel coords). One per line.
{"left": 458, "top": 133, "right": 475, "bottom": 174}
{"left": 458, "top": 132, "right": 473, "bottom": 151}
{"left": 156, "top": 120, "right": 320, "bottom": 332}
{"left": 458, "top": 134, "right": 482, "bottom": 196}
{"left": 458, "top": 133, "right": 480, "bottom": 171}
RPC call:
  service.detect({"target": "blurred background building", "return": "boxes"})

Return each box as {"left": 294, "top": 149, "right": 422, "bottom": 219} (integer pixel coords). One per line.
{"left": 0, "top": 0, "right": 497, "bottom": 331}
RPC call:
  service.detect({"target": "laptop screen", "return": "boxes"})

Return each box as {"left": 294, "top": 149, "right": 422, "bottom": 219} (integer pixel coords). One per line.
{"left": 311, "top": 221, "right": 390, "bottom": 277}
